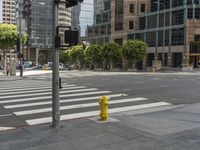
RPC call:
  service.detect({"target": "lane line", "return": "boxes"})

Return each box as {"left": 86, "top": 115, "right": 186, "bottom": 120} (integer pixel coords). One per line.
{"left": 0, "top": 86, "right": 86, "bottom": 95}
{"left": 0, "top": 114, "right": 13, "bottom": 117}
{"left": 0, "top": 91, "right": 112, "bottom": 104}
{"left": 14, "top": 97, "right": 148, "bottom": 115}
{"left": 0, "top": 84, "right": 76, "bottom": 93}
{"left": 0, "top": 88, "right": 98, "bottom": 99}
{"left": 0, "top": 127, "right": 16, "bottom": 131}
{"left": 4, "top": 94, "right": 127, "bottom": 109}
{"left": 26, "top": 102, "right": 171, "bottom": 125}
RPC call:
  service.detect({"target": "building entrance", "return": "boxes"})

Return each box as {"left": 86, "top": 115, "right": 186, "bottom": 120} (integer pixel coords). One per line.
{"left": 190, "top": 55, "right": 200, "bottom": 68}
{"left": 190, "top": 42, "right": 200, "bottom": 68}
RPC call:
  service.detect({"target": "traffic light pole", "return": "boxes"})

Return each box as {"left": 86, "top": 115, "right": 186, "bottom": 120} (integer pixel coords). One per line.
{"left": 52, "top": 0, "right": 60, "bottom": 128}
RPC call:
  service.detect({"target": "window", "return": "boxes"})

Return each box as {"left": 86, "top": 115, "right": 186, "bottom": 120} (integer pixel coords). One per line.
{"left": 139, "top": 17, "right": 146, "bottom": 30}
{"left": 140, "top": 4, "right": 145, "bottom": 13}
{"left": 129, "top": 4, "right": 134, "bottom": 13}
{"left": 114, "top": 38, "right": 123, "bottom": 45}
{"left": 194, "top": 34, "right": 200, "bottom": 41}
{"left": 129, "top": 21, "right": 134, "bottom": 29}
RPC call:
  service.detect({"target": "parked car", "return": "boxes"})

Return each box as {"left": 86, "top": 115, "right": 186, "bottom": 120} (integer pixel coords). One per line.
{"left": 59, "top": 65, "right": 64, "bottom": 70}
{"left": 32, "top": 64, "right": 43, "bottom": 70}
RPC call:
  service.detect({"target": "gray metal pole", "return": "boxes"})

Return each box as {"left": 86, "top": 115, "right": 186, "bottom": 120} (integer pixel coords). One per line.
{"left": 52, "top": 0, "right": 60, "bottom": 128}
{"left": 19, "top": 5, "right": 23, "bottom": 77}
{"left": 162, "top": 5, "right": 166, "bottom": 72}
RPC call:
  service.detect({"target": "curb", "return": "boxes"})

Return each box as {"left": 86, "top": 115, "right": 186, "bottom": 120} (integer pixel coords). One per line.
{"left": 0, "top": 76, "right": 25, "bottom": 81}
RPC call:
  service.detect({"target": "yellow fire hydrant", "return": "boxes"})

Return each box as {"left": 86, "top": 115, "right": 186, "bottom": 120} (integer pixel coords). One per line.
{"left": 99, "top": 96, "right": 110, "bottom": 121}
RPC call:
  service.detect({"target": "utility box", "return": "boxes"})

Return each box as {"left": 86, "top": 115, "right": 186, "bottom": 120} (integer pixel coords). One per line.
{"left": 10, "top": 61, "right": 16, "bottom": 76}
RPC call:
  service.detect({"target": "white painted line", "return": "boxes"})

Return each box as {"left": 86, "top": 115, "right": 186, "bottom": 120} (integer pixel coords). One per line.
{"left": 0, "top": 84, "right": 76, "bottom": 93}
{"left": 4, "top": 94, "right": 127, "bottom": 109}
{"left": 26, "top": 102, "right": 171, "bottom": 125}
{"left": 0, "top": 114, "right": 13, "bottom": 117}
{"left": 0, "top": 88, "right": 98, "bottom": 99}
{"left": 0, "top": 86, "right": 86, "bottom": 95}
{"left": 0, "top": 84, "right": 52, "bottom": 89}
{"left": 14, "top": 97, "right": 147, "bottom": 115}
{"left": 109, "top": 102, "right": 171, "bottom": 113}
{"left": 0, "top": 127, "right": 16, "bottom": 131}
{"left": 0, "top": 91, "right": 112, "bottom": 104}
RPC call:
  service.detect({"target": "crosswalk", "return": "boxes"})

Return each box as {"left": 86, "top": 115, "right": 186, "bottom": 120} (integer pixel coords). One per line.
{"left": 26, "top": 71, "right": 137, "bottom": 80}
{"left": 0, "top": 80, "right": 172, "bottom": 126}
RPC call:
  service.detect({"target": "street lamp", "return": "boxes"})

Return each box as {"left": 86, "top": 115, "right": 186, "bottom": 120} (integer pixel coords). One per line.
{"left": 154, "top": 1, "right": 166, "bottom": 72}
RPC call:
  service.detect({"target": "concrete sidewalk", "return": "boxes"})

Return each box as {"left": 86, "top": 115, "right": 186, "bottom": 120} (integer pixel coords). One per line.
{"left": 1, "top": 103, "right": 200, "bottom": 150}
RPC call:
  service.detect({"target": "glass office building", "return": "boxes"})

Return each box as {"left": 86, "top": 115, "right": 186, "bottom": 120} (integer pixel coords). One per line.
{"left": 87, "top": 0, "right": 200, "bottom": 68}
{"left": 87, "top": 0, "right": 111, "bottom": 45}
{"left": 128, "top": 0, "right": 200, "bottom": 68}
{"left": 16, "top": 0, "right": 71, "bottom": 64}
{"left": 71, "top": 0, "right": 94, "bottom": 43}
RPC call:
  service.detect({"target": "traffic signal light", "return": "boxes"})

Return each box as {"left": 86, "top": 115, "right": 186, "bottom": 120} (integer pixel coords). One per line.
{"left": 66, "top": 0, "right": 84, "bottom": 8}
{"left": 65, "top": 29, "right": 79, "bottom": 46}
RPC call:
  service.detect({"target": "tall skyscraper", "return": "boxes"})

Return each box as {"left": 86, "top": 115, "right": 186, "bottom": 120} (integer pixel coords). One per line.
{"left": 0, "top": 0, "right": 15, "bottom": 24}
{"left": 87, "top": 0, "right": 111, "bottom": 45}
{"left": 71, "top": 0, "right": 94, "bottom": 43}
{"left": 0, "top": 0, "right": 2, "bottom": 23}
{"left": 87, "top": 0, "right": 200, "bottom": 69}
{"left": 16, "top": 0, "right": 71, "bottom": 64}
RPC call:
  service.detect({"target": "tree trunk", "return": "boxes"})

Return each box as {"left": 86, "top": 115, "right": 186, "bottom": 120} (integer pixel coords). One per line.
{"left": 110, "top": 61, "right": 113, "bottom": 71}
{"left": 3, "top": 52, "right": 6, "bottom": 75}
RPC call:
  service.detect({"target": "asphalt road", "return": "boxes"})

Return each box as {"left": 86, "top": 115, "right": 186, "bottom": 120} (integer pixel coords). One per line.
{"left": 0, "top": 71, "right": 200, "bottom": 129}
{"left": 60, "top": 72, "right": 200, "bottom": 105}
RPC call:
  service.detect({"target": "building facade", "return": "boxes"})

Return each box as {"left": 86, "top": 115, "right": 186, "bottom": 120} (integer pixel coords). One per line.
{"left": 16, "top": 0, "right": 71, "bottom": 65}
{"left": 87, "top": 0, "right": 111, "bottom": 45}
{"left": 71, "top": 0, "right": 94, "bottom": 43}
{"left": 0, "top": 0, "right": 2, "bottom": 23}
{"left": 88, "top": 0, "right": 200, "bottom": 68}
{"left": 0, "top": 0, "right": 15, "bottom": 24}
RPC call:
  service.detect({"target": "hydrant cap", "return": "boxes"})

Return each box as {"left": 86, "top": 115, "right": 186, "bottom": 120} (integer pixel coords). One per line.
{"left": 101, "top": 96, "right": 110, "bottom": 101}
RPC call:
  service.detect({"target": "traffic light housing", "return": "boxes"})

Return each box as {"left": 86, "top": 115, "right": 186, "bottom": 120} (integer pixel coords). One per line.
{"left": 65, "top": 29, "right": 79, "bottom": 46}
{"left": 66, "top": 0, "right": 84, "bottom": 8}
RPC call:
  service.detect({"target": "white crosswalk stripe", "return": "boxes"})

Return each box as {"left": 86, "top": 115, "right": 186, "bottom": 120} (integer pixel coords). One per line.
{"left": 0, "top": 80, "right": 172, "bottom": 126}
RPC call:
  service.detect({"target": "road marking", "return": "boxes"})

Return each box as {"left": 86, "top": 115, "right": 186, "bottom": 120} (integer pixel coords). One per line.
{"left": 4, "top": 94, "right": 127, "bottom": 109}
{"left": 14, "top": 97, "right": 148, "bottom": 115}
{"left": 0, "top": 88, "right": 98, "bottom": 99}
{"left": 0, "top": 83, "right": 52, "bottom": 89}
{"left": 0, "top": 114, "right": 13, "bottom": 117}
{"left": 0, "top": 127, "right": 16, "bottom": 131}
{"left": 0, "top": 86, "right": 86, "bottom": 95}
{"left": 0, "top": 84, "right": 76, "bottom": 93}
{"left": 26, "top": 102, "right": 171, "bottom": 125}
{"left": 0, "top": 91, "right": 112, "bottom": 104}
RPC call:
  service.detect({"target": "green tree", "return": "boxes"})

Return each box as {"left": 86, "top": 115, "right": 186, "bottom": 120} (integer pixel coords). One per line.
{"left": 85, "top": 44, "right": 102, "bottom": 69}
{"left": 0, "top": 24, "right": 27, "bottom": 71}
{"left": 102, "top": 42, "right": 122, "bottom": 70}
{"left": 70, "top": 45, "right": 86, "bottom": 70}
{"left": 60, "top": 49, "right": 72, "bottom": 64}
{"left": 122, "top": 40, "right": 147, "bottom": 69}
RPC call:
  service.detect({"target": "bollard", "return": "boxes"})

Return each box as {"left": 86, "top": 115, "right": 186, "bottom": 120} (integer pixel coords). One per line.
{"left": 99, "top": 96, "right": 109, "bottom": 121}
{"left": 152, "top": 67, "right": 155, "bottom": 73}
{"left": 59, "top": 77, "right": 62, "bottom": 89}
